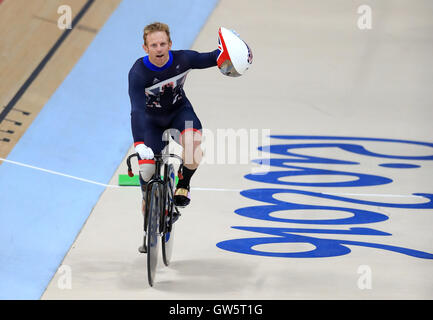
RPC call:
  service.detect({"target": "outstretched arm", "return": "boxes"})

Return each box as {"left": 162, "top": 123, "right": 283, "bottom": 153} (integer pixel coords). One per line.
{"left": 187, "top": 49, "right": 220, "bottom": 69}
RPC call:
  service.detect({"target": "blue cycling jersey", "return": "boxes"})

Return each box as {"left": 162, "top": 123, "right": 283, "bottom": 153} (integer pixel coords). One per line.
{"left": 128, "top": 49, "right": 219, "bottom": 145}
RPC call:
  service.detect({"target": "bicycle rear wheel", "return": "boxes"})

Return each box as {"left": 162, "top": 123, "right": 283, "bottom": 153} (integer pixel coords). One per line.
{"left": 162, "top": 164, "right": 176, "bottom": 266}
{"left": 147, "top": 183, "right": 162, "bottom": 287}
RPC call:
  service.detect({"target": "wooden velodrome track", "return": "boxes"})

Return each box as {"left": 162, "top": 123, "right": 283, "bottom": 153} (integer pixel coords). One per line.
{"left": 1, "top": 0, "right": 432, "bottom": 301}
{"left": 0, "top": 0, "right": 122, "bottom": 158}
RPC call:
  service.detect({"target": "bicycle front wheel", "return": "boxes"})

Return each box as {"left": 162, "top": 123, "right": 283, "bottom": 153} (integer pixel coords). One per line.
{"left": 162, "top": 164, "right": 176, "bottom": 266}
{"left": 147, "top": 183, "right": 163, "bottom": 287}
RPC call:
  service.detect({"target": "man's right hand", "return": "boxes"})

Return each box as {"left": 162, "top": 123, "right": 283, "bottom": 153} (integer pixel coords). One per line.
{"left": 135, "top": 143, "right": 154, "bottom": 160}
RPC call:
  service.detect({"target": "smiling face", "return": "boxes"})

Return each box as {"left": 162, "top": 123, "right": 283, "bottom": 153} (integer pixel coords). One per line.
{"left": 143, "top": 31, "right": 172, "bottom": 67}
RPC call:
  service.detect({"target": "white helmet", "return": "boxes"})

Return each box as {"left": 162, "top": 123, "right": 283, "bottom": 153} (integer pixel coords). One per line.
{"left": 217, "top": 27, "right": 253, "bottom": 77}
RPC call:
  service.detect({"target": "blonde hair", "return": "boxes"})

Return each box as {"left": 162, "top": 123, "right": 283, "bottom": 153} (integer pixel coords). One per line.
{"left": 143, "top": 22, "right": 171, "bottom": 45}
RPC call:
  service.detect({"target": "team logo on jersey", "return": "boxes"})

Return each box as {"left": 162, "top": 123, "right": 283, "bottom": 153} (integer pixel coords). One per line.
{"left": 145, "top": 70, "right": 190, "bottom": 108}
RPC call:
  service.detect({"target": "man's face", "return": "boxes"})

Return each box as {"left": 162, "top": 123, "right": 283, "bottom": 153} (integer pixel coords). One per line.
{"left": 143, "top": 31, "right": 172, "bottom": 67}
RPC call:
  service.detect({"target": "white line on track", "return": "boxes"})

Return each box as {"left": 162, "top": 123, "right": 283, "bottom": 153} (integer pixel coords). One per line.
{"left": 0, "top": 157, "right": 425, "bottom": 198}
{"left": 191, "top": 188, "right": 424, "bottom": 198}
{"left": 0, "top": 157, "right": 121, "bottom": 188}
{"left": 192, "top": 187, "right": 243, "bottom": 192}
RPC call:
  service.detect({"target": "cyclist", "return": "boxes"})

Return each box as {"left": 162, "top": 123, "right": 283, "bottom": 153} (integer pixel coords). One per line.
{"left": 128, "top": 22, "right": 219, "bottom": 210}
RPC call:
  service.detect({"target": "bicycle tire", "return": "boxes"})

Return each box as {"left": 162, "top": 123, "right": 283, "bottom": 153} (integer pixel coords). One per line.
{"left": 147, "top": 182, "right": 162, "bottom": 287}
{"left": 162, "top": 164, "right": 176, "bottom": 266}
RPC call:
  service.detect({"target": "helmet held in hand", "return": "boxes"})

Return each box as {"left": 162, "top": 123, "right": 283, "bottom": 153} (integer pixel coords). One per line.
{"left": 217, "top": 27, "right": 253, "bottom": 77}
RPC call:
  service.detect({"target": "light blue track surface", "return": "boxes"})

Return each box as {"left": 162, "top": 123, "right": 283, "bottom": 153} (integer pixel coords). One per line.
{"left": 0, "top": 0, "right": 218, "bottom": 299}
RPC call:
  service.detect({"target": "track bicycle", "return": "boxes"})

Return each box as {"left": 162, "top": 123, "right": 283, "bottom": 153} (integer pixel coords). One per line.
{"left": 126, "top": 151, "right": 184, "bottom": 287}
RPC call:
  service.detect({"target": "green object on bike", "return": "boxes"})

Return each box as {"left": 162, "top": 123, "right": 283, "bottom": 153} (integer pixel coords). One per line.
{"left": 118, "top": 174, "right": 178, "bottom": 186}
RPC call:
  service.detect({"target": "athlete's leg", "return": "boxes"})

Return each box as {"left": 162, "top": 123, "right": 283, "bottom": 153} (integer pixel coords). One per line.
{"left": 138, "top": 157, "right": 155, "bottom": 215}
{"left": 180, "top": 128, "right": 203, "bottom": 170}
{"left": 170, "top": 102, "right": 203, "bottom": 206}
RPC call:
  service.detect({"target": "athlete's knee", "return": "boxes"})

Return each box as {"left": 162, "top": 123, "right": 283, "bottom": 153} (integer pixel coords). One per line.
{"left": 139, "top": 162, "right": 155, "bottom": 193}
{"left": 181, "top": 130, "right": 202, "bottom": 165}
{"left": 180, "top": 128, "right": 201, "bottom": 146}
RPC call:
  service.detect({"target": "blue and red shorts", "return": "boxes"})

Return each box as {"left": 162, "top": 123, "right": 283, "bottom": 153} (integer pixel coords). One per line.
{"left": 134, "top": 100, "right": 202, "bottom": 165}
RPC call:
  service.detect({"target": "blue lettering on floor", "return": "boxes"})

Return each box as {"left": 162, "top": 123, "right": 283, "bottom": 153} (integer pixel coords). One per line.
{"left": 216, "top": 136, "right": 433, "bottom": 259}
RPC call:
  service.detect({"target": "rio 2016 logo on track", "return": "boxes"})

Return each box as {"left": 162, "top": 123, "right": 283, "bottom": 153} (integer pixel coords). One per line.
{"left": 216, "top": 136, "right": 433, "bottom": 259}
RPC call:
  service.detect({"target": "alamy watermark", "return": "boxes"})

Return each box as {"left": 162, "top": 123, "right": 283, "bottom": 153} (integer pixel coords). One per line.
{"left": 57, "top": 264, "right": 72, "bottom": 290}
{"left": 57, "top": 5, "right": 72, "bottom": 30}
{"left": 357, "top": 5, "right": 372, "bottom": 30}
{"left": 162, "top": 124, "right": 271, "bottom": 174}
{"left": 357, "top": 265, "right": 372, "bottom": 290}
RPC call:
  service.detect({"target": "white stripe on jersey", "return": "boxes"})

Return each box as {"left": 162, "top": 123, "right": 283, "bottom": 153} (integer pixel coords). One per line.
{"left": 145, "top": 69, "right": 191, "bottom": 93}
